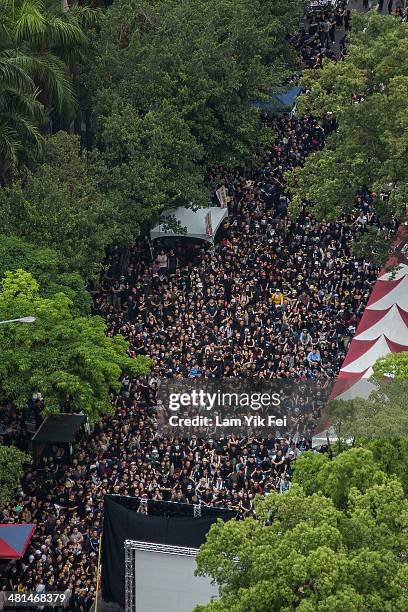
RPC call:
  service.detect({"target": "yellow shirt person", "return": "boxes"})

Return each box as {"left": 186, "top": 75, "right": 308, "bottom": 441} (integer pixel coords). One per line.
{"left": 272, "top": 289, "right": 284, "bottom": 306}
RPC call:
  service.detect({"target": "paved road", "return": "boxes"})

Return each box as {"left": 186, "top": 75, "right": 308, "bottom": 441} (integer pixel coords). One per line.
{"left": 327, "top": 0, "right": 398, "bottom": 58}
{"left": 349, "top": 0, "right": 404, "bottom": 15}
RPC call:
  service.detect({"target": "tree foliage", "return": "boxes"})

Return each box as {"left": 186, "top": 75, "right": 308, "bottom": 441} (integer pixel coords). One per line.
{"left": 0, "top": 0, "right": 94, "bottom": 173}
{"left": 374, "top": 351, "right": 408, "bottom": 379}
{"left": 0, "top": 132, "right": 117, "bottom": 279}
{"left": 286, "top": 12, "right": 408, "bottom": 233}
{"left": 77, "top": 0, "right": 306, "bottom": 230}
{"left": 359, "top": 438, "right": 408, "bottom": 496}
{"left": 1, "top": 0, "right": 307, "bottom": 273}
{"left": 291, "top": 447, "right": 386, "bottom": 509}
{"left": 0, "top": 51, "right": 45, "bottom": 175}
{"left": 327, "top": 378, "right": 408, "bottom": 442}
{"left": 324, "top": 354, "right": 408, "bottom": 493}
{"left": 0, "top": 234, "right": 90, "bottom": 313}
{"left": 95, "top": 102, "right": 209, "bottom": 238}
{"left": 350, "top": 226, "right": 395, "bottom": 267}
{"left": 90, "top": 0, "right": 304, "bottom": 169}
{"left": 195, "top": 476, "right": 408, "bottom": 612}
{"left": 326, "top": 349, "right": 408, "bottom": 444}
{"left": 0, "top": 445, "right": 31, "bottom": 505}
{"left": 0, "top": 269, "right": 152, "bottom": 421}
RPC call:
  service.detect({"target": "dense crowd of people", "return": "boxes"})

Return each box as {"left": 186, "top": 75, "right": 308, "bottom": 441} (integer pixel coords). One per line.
{"left": 0, "top": 1, "right": 395, "bottom": 610}
{"left": 98, "top": 117, "right": 379, "bottom": 385}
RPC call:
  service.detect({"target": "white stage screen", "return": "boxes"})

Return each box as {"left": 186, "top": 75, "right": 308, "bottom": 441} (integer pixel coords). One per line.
{"left": 125, "top": 542, "right": 218, "bottom": 612}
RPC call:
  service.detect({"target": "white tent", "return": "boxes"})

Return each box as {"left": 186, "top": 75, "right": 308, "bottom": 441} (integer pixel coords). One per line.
{"left": 150, "top": 206, "right": 228, "bottom": 243}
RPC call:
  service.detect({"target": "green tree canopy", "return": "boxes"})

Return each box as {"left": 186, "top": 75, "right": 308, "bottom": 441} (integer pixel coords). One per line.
{"left": 323, "top": 352, "right": 408, "bottom": 492}
{"left": 374, "top": 351, "right": 408, "bottom": 379}
{"left": 74, "top": 0, "right": 306, "bottom": 240}
{"left": 0, "top": 234, "right": 90, "bottom": 313}
{"left": 327, "top": 379, "right": 408, "bottom": 442}
{"left": 0, "top": 0, "right": 94, "bottom": 174}
{"left": 0, "top": 51, "right": 45, "bottom": 176}
{"left": 0, "top": 269, "right": 152, "bottom": 421}
{"left": 0, "top": 131, "right": 118, "bottom": 279}
{"left": 286, "top": 12, "right": 408, "bottom": 250}
{"left": 291, "top": 447, "right": 386, "bottom": 509}
{"left": 95, "top": 102, "right": 209, "bottom": 237}
{"left": 0, "top": 445, "right": 30, "bottom": 505}
{"left": 358, "top": 438, "right": 408, "bottom": 496}
{"left": 195, "top": 479, "right": 408, "bottom": 611}
{"left": 90, "top": 0, "right": 304, "bottom": 169}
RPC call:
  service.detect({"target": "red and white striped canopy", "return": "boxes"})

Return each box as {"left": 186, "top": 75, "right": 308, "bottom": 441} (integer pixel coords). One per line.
{"left": 312, "top": 224, "right": 408, "bottom": 446}
{"left": 332, "top": 263, "right": 408, "bottom": 400}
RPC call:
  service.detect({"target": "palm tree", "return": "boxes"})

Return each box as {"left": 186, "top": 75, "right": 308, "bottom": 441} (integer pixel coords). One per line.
{"left": 0, "top": 52, "right": 45, "bottom": 179}
{"left": 0, "top": 0, "right": 94, "bottom": 174}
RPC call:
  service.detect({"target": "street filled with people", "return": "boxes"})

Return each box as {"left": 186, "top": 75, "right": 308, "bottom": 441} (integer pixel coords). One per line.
{"left": 0, "top": 1, "right": 399, "bottom": 610}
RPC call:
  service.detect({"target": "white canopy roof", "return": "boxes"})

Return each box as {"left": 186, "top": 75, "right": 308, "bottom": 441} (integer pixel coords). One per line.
{"left": 150, "top": 206, "right": 228, "bottom": 243}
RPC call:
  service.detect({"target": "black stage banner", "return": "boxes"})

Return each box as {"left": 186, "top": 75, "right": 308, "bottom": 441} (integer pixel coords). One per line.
{"left": 101, "top": 495, "right": 236, "bottom": 607}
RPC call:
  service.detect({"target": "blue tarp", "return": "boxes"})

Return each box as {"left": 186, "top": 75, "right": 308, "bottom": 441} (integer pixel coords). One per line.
{"left": 252, "top": 85, "right": 302, "bottom": 113}
{"left": 272, "top": 86, "right": 302, "bottom": 110}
